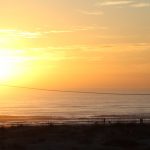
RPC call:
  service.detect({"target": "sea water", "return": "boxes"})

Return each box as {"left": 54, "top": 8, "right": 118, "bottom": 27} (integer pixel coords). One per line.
{"left": 0, "top": 88, "right": 150, "bottom": 118}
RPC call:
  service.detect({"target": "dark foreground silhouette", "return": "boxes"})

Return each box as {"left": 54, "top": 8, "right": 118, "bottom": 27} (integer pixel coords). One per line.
{"left": 0, "top": 123, "right": 150, "bottom": 150}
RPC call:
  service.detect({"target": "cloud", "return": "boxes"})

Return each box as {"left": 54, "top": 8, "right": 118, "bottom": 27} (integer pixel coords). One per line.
{"left": 47, "top": 30, "right": 73, "bottom": 33}
{"left": 72, "top": 25, "right": 108, "bottom": 31}
{"left": 96, "top": 0, "right": 150, "bottom": 8}
{"left": 33, "top": 43, "right": 150, "bottom": 63}
{"left": 0, "top": 29, "right": 17, "bottom": 34}
{"left": 2, "top": 42, "right": 149, "bottom": 64}
{"left": 99, "top": 0, "right": 133, "bottom": 6}
{"left": 130, "top": 2, "right": 150, "bottom": 8}
{"left": 78, "top": 10, "right": 104, "bottom": 16}
{"left": 0, "top": 26, "right": 107, "bottom": 40}
{"left": 44, "top": 25, "right": 107, "bottom": 34}
{"left": 12, "top": 45, "right": 104, "bottom": 62}
{"left": 18, "top": 31, "right": 42, "bottom": 39}
{"left": 0, "top": 29, "right": 42, "bottom": 39}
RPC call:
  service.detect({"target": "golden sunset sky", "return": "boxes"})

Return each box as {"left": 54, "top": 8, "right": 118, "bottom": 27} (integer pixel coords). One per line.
{"left": 0, "top": 0, "right": 150, "bottom": 91}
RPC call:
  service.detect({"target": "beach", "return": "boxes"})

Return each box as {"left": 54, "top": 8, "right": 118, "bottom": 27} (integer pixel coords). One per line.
{"left": 0, "top": 0, "right": 150, "bottom": 149}
{"left": 1, "top": 91, "right": 150, "bottom": 149}
{"left": 0, "top": 123, "right": 150, "bottom": 150}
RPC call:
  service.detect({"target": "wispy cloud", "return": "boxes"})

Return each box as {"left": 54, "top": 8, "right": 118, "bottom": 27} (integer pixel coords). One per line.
{"left": 0, "top": 29, "right": 17, "bottom": 34}
{"left": 28, "top": 43, "right": 150, "bottom": 63}
{"left": 47, "top": 30, "right": 73, "bottom": 33}
{"left": 0, "top": 26, "right": 107, "bottom": 41}
{"left": 78, "top": 10, "right": 104, "bottom": 16}
{"left": 130, "top": 2, "right": 150, "bottom": 8}
{"left": 18, "top": 31, "right": 42, "bottom": 39}
{"left": 0, "top": 29, "right": 42, "bottom": 39}
{"left": 72, "top": 25, "right": 108, "bottom": 31}
{"left": 44, "top": 25, "right": 107, "bottom": 34}
{"left": 2, "top": 42, "right": 149, "bottom": 64}
{"left": 96, "top": 0, "right": 150, "bottom": 8}
{"left": 99, "top": 1, "right": 133, "bottom": 6}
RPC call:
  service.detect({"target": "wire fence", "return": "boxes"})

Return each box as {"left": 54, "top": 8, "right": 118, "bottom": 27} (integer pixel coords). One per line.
{"left": 0, "top": 84, "right": 150, "bottom": 95}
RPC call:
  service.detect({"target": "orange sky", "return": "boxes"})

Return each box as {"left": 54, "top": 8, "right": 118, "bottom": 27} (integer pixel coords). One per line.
{"left": 0, "top": 0, "right": 150, "bottom": 91}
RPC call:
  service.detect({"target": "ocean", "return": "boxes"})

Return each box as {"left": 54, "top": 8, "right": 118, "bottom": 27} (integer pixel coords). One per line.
{"left": 0, "top": 88, "right": 150, "bottom": 119}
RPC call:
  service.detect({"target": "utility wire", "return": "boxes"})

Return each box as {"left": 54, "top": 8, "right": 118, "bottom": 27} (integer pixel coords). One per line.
{"left": 0, "top": 84, "right": 150, "bottom": 95}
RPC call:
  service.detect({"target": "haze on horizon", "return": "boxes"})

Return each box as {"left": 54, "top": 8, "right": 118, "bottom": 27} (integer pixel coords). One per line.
{"left": 0, "top": 0, "right": 150, "bottom": 92}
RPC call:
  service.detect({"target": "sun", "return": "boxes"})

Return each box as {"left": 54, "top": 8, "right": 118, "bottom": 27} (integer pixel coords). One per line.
{"left": 0, "top": 51, "right": 27, "bottom": 82}
{"left": 0, "top": 56, "right": 17, "bottom": 81}
{"left": 0, "top": 63, "right": 12, "bottom": 80}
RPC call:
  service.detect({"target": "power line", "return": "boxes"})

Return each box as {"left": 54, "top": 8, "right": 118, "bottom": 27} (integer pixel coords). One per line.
{"left": 0, "top": 84, "right": 150, "bottom": 95}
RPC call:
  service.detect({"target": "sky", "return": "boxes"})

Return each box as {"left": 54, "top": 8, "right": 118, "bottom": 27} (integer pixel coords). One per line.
{"left": 0, "top": 0, "right": 150, "bottom": 91}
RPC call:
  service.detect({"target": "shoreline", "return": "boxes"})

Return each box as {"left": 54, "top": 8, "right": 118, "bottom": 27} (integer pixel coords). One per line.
{"left": 0, "top": 115, "right": 150, "bottom": 126}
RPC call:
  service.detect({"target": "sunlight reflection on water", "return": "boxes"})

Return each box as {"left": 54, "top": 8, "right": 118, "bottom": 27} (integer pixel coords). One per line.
{"left": 0, "top": 88, "right": 150, "bottom": 117}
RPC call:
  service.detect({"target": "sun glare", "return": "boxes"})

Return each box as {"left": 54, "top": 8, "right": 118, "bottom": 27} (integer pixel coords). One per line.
{"left": 0, "top": 51, "right": 26, "bottom": 81}
{"left": 0, "top": 56, "right": 16, "bottom": 80}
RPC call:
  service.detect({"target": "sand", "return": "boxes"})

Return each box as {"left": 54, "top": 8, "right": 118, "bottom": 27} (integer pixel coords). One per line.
{"left": 0, "top": 123, "right": 150, "bottom": 150}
